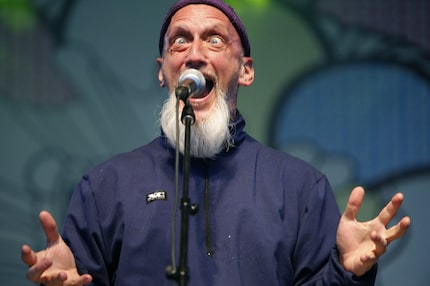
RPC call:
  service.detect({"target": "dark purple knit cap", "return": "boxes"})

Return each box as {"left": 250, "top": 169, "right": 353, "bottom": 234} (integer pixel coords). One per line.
{"left": 159, "top": 0, "right": 251, "bottom": 56}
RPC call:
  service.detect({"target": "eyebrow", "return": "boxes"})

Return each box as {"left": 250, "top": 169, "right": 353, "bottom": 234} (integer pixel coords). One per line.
{"left": 167, "top": 23, "right": 234, "bottom": 42}
{"left": 167, "top": 26, "right": 190, "bottom": 38}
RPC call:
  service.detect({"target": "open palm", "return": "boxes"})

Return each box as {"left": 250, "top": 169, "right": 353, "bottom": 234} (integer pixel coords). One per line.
{"left": 21, "top": 211, "right": 92, "bottom": 286}
{"left": 336, "top": 187, "right": 411, "bottom": 276}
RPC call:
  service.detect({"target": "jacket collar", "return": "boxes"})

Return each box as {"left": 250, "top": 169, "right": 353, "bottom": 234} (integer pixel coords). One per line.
{"left": 227, "top": 109, "right": 247, "bottom": 149}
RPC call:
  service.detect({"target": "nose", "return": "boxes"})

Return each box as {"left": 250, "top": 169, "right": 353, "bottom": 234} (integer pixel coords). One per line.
{"left": 185, "top": 39, "right": 207, "bottom": 69}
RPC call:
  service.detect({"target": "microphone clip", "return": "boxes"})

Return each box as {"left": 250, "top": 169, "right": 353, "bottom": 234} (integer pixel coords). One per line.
{"left": 175, "top": 85, "right": 191, "bottom": 102}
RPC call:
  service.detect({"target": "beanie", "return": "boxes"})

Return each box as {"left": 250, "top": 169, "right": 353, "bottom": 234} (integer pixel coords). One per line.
{"left": 159, "top": 0, "right": 251, "bottom": 56}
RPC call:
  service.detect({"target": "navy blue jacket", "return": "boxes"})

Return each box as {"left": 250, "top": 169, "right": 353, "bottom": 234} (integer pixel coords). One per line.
{"left": 63, "top": 112, "right": 376, "bottom": 285}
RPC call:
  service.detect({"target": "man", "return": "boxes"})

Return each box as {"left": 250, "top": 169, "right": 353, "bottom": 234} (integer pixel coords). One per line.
{"left": 21, "top": 0, "right": 410, "bottom": 285}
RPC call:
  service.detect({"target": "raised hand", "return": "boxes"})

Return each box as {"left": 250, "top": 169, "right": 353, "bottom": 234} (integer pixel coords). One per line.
{"left": 21, "top": 211, "right": 92, "bottom": 286}
{"left": 336, "top": 186, "right": 411, "bottom": 276}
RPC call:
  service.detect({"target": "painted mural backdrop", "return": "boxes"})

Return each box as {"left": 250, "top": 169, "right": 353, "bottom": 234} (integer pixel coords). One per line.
{"left": 1, "top": 0, "right": 429, "bottom": 285}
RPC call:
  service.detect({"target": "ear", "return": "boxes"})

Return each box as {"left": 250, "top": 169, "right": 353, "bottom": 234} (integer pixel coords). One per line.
{"left": 238, "top": 57, "right": 254, "bottom": 87}
{"left": 156, "top": 57, "right": 165, "bottom": 87}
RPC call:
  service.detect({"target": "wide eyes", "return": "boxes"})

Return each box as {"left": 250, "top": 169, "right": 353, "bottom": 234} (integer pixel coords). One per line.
{"left": 174, "top": 37, "right": 187, "bottom": 46}
{"left": 169, "top": 35, "right": 228, "bottom": 53}
{"left": 209, "top": 36, "right": 222, "bottom": 45}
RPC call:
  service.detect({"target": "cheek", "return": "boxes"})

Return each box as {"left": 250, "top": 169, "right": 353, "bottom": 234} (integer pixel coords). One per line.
{"left": 164, "top": 53, "right": 186, "bottom": 69}
{"left": 215, "top": 53, "right": 241, "bottom": 73}
{"left": 160, "top": 60, "right": 183, "bottom": 89}
{"left": 215, "top": 61, "right": 241, "bottom": 86}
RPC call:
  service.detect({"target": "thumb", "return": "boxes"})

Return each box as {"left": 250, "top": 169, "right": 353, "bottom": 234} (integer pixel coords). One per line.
{"left": 343, "top": 186, "right": 365, "bottom": 221}
{"left": 39, "top": 211, "right": 60, "bottom": 244}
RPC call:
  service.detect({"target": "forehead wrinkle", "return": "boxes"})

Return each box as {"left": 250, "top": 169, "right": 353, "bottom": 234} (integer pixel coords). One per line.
{"left": 167, "top": 23, "right": 233, "bottom": 40}
{"left": 171, "top": 6, "right": 238, "bottom": 35}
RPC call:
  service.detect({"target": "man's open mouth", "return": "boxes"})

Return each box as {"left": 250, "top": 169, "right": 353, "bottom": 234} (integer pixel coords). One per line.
{"left": 194, "top": 78, "right": 214, "bottom": 99}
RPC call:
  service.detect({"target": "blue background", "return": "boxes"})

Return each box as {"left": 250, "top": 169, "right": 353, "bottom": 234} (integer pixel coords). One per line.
{"left": 1, "top": 0, "right": 429, "bottom": 285}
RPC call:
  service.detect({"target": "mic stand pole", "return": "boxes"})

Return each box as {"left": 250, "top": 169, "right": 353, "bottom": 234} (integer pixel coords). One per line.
{"left": 168, "top": 100, "right": 198, "bottom": 286}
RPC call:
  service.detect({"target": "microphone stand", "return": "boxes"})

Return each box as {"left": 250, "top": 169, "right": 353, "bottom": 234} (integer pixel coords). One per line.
{"left": 167, "top": 96, "right": 199, "bottom": 286}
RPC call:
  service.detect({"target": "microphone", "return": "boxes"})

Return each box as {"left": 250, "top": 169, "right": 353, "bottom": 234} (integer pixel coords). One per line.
{"left": 175, "top": 69, "right": 206, "bottom": 101}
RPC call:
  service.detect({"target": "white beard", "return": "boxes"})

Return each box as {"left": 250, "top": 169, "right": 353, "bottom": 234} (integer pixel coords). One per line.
{"left": 160, "top": 92, "right": 232, "bottom": 159}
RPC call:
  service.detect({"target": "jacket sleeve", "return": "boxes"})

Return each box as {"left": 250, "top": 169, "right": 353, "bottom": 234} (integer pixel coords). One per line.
{"left": 292, "top": 175, "right": 377, "bottom": 285}
{"left": 62, "top": 175, "right": 117, "bottom": 286}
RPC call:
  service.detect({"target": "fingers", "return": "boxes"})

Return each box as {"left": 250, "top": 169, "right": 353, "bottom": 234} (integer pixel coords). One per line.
{"left": 26, "top": 259, "right": 92, "bottom": 285}
{"left": 42, "top": 273, "right": 92, "bottom": 286}
{"left": 370, "top": 231, "right": 388, "bottom": 254}
{"left": 78, "top": 274, "right": 93, "bottom": 285}
{"left": 21, "top": 245, "right": 37, "bottom": 266}
{"left": 22, "top": 210, "right": 59, "bottom": 267}
{"left": 375, "top": 193, "right": 410, "bottom": 244}
{"left": 26, "top": 257, "right": 54, "bottom": 282}
{"left": 359, "top": 231, "right": 387, "bottom": 265}
{"left": 60, "top": 274, "right": 93, "bottom": 286}
{"left": 386, "top": 216, "right": 411, "bottom": 243}
{"left": 377, "top": 192, "right": 404, "bottom": 226}
{"left": 342, "top": 186, "right": 365, "bottom": 220}
{"left": 360, "top": 252, "right": 377, "bottom": 264}
{"left": 367, "top": 216, "right": 410, "bottom": 259}
{"left": 359, "top": 252, "right": 378, "bottom": 274}
{"left": 39, "top": 210, "right": 60, "bottom": 244}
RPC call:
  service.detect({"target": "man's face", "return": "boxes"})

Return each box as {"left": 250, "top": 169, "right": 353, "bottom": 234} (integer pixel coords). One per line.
{"left": 157, "top": 4, "right": 254, "bottom": 122}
